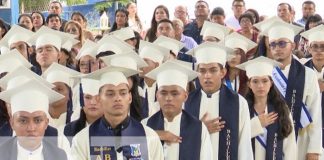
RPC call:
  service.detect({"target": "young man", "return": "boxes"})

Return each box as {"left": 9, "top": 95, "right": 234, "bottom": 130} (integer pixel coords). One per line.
{"left": 225, "top": 0, "right": 246, "bottom": 30}
{"left": 142, "top": 60, "right": 213, "bottom": 159}
{"left": 185, "top": 42, "right": 253, "bottom": 160}
{"left": 46, "top": 14, "right": 62, "bottom": 31}
{"left": 301, "top": 24, "right": 324, "bottom": 158}
{"left": 262, "top": 20, "right": 322, "bottom": 160}
{"left": 71, "top": 66, "right": 164, "bottom": 159}
{"left": 0, "top": 80, "right": 67, "bottom": 160}
{"left": 297, "top": 1, "right": 316, "bottom": 27}
{"left": 48, "top": 1, "right": 67, "bottom": 31}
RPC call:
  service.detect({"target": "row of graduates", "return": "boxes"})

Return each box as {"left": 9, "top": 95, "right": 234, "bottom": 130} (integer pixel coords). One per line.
{"left": 0, "top": 14, "right": 322, "bottom": 160}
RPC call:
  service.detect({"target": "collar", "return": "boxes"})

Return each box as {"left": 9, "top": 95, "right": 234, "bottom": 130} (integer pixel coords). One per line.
{"left": 201, "top": 89, "right": 220, "bottom": 98}
{"left": 163, "top": 111, "right": 182, "bottom": 123}
{"left": 102, "top": 116, "right": 130, "bottom": 136}
{"left": 17, "top": 141, "right": 43, "bottom": 156}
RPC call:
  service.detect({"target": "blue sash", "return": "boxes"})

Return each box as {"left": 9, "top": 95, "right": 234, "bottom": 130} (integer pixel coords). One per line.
{"left": 89, "top": 116, "right": 148, "bottom": 160}
{"left": 185, "top": 85, "right": 239, "bottom": 160}
{"left": 304, "top": 60, "right": 324, "bottom": 148}
{"left": 146, "top": 110, "right": 201, "bottom": 160}
{"left": 272, "top": 58, "right": 311, "bottom": 138}
{"left": 140, "top": 84, "right": 158, "bottom": 119}
{"left": 250, "top": 105, "right": 284, "bottom": 160}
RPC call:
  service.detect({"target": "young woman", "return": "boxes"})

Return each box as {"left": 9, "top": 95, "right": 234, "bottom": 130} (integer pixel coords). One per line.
{"left": 64, "top": 20, "right": 84, "bottom": 51}
{"left": 18, "top": 14, "right": 33, "bottom": 31}
{"left": 126, "top": 2, "right": 144, "bottom": 36}
{"left": 71, "top": 11, "right": 94, "bottom": 41}
{"left": 109, "top": 8, "right": 129, "bottom": 32}
{"left": 238, "top": 56, "right": 296, "bottom": 160}
{"left": 145, "top": 5, "right": 169, "bottom": 42}
{"left": 31, "top": 11, "right": 45, "bottom": 32}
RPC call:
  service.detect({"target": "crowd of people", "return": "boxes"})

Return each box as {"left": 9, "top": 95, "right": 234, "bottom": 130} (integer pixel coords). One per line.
{"left": 0, "top": 0, "right": 323, "bottom": 159}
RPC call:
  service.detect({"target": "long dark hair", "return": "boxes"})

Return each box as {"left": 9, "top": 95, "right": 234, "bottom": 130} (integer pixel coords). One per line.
{"left": 129, "top": 75, "right": 143, "bottom": 121}
{"left": 126, "top": 2, "right": 143, "bottom": 30}
{"left": 245, "top": 78, "right": 292, "bottom": 139}
{"left": 0, "top": 72, "right": 9, "bottom": 127}
{"left": 31, "top": 11, "right": 46, "bottom": 32}
{"left": 145, "top": 5, "right": 169, "bottom": 42}
{"left": 110, "top": 8, "right": 129, "bottom": 32}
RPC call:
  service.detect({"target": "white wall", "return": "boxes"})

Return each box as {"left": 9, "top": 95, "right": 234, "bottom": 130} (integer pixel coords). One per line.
{"left": 137, "top": 0, "right": 323, "bottom": 29}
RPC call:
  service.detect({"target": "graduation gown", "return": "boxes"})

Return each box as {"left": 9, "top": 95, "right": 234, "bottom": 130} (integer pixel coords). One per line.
{"left": 250, "top": 106, "right": 297, "bottom": 160}
{"left": 184, "top": 86, "right": 253, "bottom": 160}
{"left": 275, "top": 59, "right": 322, "bottom": 160}
{"left": 139, "top": 81, "right": 159, "bottom": 118}
{"left": 71, "top": 116, "right": 164, "bottom": 160}
{"left": 142, "top": 111, "right": 213, "bottom": 160}
{"left": 0, "top": 137, "right": 67, "bottom": 160}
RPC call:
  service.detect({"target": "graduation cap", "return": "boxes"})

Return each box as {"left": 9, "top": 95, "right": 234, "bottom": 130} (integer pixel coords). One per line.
{"left": 138, "top": 40, "right": 169, "bottom": 64}
{"left": 75, "top": 40, "right": 97, "bottom": 60}
{"left": 145, "top": 60, "right": 199, "bottom": 90}
{"left": 236, "top": 56, "right": 282, "bottom": 78}
{"left": 42, "top": 62, "right": 80, "bottom": 87}
{"left": 0, "top": 46, "right": 9, "bottom": 54}
{"left": 80, "top": 78, "right": 100, "bottom": 96}
{"left": 0, "top": 80, "right": 64, "bottom": 116}
{"left": 83, "top": 66, "right": 139, "bottom": 88}
{"left": 0, "top": 49, "right": 32, "bottom": 73}
{"left": 0, "top": 65, "right": 54, "bottom": 91}
{"left": 300, "top": 24, "right": 324, "bottom": 44}
{"left": 100, "top": 51, "right": 148, "bottom": 71}
{"left": 153, "top": 36, "right": 185, "bottom": 56}
{"left": 200, "top": 21, "right": 231, "bottom": 41}
{"left": 221, "top": 32, "right": 257, "bottom": 53}
{"left": 96, "top": 34, "right": 134, "bottom": 55}
{"left": 0, "top": 25, "right": 34, "bottom": 48}
{"left": 28, "top": 26, "right": 72, "bottom": 50}
{"left": 260, "top": 20, "right": 303, "bottom": 42}
{"left": 187, "top": 42, "right": 234, "bottom": 66}
{"left": 109, "top": 27, "right": 135, "bottom": 41}
{"left": 253, "top": 16, "right": 283, "bottom": 32}
{"left": 61, "top": 37, "right": 79, "bottom": 52}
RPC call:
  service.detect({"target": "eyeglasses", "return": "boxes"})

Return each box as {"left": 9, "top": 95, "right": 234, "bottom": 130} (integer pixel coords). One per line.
{"left": 269, "top": 41, "right": 291, "bottom": 49}
{"left": 309, "top": 44, "right": 324, "bottom": 52}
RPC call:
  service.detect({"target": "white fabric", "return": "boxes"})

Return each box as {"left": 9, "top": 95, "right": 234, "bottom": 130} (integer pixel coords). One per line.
{"left": 199, "top": 90, "right": 253, "bottom": 160}
{"left": 48, "top": 111, "right": 79, "bottom": 129}
{"left": 225, "top": 16, "right": 241, "bottom": 30}
{"left": 156, "top": 69, "right": 188, "bottom": 91}
{"left": 141, "top": 82, "right": 160, "bottom": 117}
{"left": 100, "top": 71, "right": 128, "bottom": 87}
{"left": 36, "top": 33, "right": 61, "bottom": 50}
{"left": 17, "top": 142, "right": 44, "bottom": 160}
{"left": 11, "top": 90, "right": 49, "bottom": 115}
{"left": 70, "top": 124, "right": 164, "bottom": 160}
{"left": 268, "top": 26, "right": 294, "bottom": 42}
{"left": 195, "top": 47, "right": 227, "bottom": 66}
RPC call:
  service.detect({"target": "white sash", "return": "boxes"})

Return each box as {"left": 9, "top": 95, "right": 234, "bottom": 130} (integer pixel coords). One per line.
{"left": 254, "top": 113, "right": 267, "bottom": 149}
{"left": 272, "top": 67, "right": 312, "bottom": 128}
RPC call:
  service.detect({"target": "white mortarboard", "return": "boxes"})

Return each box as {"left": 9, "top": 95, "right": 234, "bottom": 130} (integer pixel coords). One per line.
{"left": 253, "top": 16, "right": 283, "bottom": 32}
{"left": 109, "top": 27, "right": 135, "bottom": 41}
{"left": 138, "top": 40, "right": 169, "bottom": 64}
{"left": 100, "top": 51, "right": 148, "bottom": 70}
{"left": 28, "top": 26, "right": 71, "bottom": 50}
{"left": 187, "top": 42, "right": 234, "bottom": 66}
{"left": 0, "top": 46, "right": 10, "bottom": 54}
{"left": 0, "top": 66, "right": 54, "bottom": 90}
{"left": 168, "top": 59, "right": 193, "bottom": 70}
{"left": 83, "top": 66, "right": 139, "bottom": 87}
{"left": 96, "top": 34, "right": 134, "bottom": 54}
{"left": 236, "top": 56, "right": 282, "bottom": 78}
{"left": 80, "top": 78, "right": 100, "bottom": 96}
{"left": 200, "top": 21, "right": 231, "bottom": 41}
{"left": 146, "top": 60, "right": 199, "bottom": 90}
{"left": 0, "top": 49, "right": 32, "bottom": 73}
{"left": 153, "top": 36, "right": 185, "bottom": 55}
{"left": 0, "top": 25, "right": 34, "bottom": 48}
{"left": 62, "top": 37, "right": 79, "bottom": 52}
{"left": 75, "top": 40, "right": 97, "bottom": 60}
{"left": 221, "top": 32, "right": 257, "bottom": 53}
{"left": 0, "top": 80, "right": 64, "bottom": 116}
{"left": 42, "top": 62, "right": 80, "bottom": 87}
{"left": 260, "top": 21, "right": 303, "bottom": 42}
{"left": 300, "top": 24, "right": 324, "bottom": 44}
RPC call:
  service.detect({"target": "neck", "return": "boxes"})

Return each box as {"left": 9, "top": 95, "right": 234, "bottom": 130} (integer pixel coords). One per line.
{"left": 104, "top": 113, "right": 127, "bottom": 129}
{"left": 196, "top": 17, "right": 206, "bottom": 27}
{"left": 279, "top": 55, "right": 292, "bottom": 69}
{"left": 41, "top": 66, "right": 48, "bottom": 73}
{"left": 86, "top": 115, "right": 101, "bottom": 124}
{"left": 163, "top": 110, "right": 181, "bottom": 122}
{"left": 144, "top": 77, "right": 155, "bottom": 87}
{"left": 175, "top": 33, "right": 181, "bottom": 41}
{"left": 49, "top": 104, "right": 67, "bottom": 119}
{"left": 18, "top": 141, "right": 41, "bottom": 152}
{"left": 129, "top": 14, "right": 135, "bottom": 19}
{"left": 312, "top": 59, "right": 324, "bottom": 72}
{"left": 253, "top": 95, "right": 268, "bottom": 113}
{"left": 229, "top": 68, "right": 239, "bottom": 80}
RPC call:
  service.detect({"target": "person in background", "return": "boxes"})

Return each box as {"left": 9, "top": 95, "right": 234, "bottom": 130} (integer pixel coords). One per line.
{"left": 174, "top": 5, "right": 191, "bottom": 26}
{"left": 46, "top": 13, "right": 62, "bottom": 31}
{"left": 245, "top": 8, "right": 260, "bottom": 24}
{"left": 48, "top": 0, "right": 67, "bottom": 31}
{"left": 210, "top": 7, "right": 226, "bottom": 26}
{"left": 172, "top": 18, "right": 197, "bottom": 50}
{"left": 145, "top": 5, "right": 169, "bottom": 42}
{"left": 71, "top": 12, "right": 94, "bottom": 41}
{"left": 126, "top": 2, "right": 144, "bottom": 37}
{"left": 18, "top": 14, "right": 33, "bottom": 31}
{"left": 109, "top": 8, "right": 129, "bottom": 33}
{"left": 0, "top": 18, "right": 10, "bottom": 42}
{"left": 31, "top": 11, "right": 46, "bottom": 32}
{"left": 64, "top": 20, "right": 84, "bottom": 50}
{"left": 237, "top": 13, "right": 258, "bottom": 59}
{"left": 297, "top": 0, "right": 316, "bottom": 27}
{"left": 225, "top": 0, "right": 246, "bottom": 30}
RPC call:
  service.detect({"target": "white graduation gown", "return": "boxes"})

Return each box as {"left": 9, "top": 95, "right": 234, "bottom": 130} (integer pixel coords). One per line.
{"left": 199, "top": 90, "right": 253, "bottom": 160}
{"left": 142, "top": 112, "right": 213, "bottom": 160}
{"left": 17, "top": 142, "right": 44, "bottom": 160}
{"left": 70, "top": 124, "right": 164, "bottom": 160}
{"left": 280, "top": 64, "right": 322, "bottom": 160}
{"left": 139, "top": 82, "right": 160, "bottom": 117}
{"left": 49, "top": 111, "right": 79, "bottom": 129}
{"left": 250, "top": 107, "right": 297, "bottom": 160}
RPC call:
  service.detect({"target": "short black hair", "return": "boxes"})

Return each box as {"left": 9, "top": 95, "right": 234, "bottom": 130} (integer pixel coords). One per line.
{"left": 239, "top": 13, "right": 255, "bottom": 24}
{"left": 50, "top": 1, "right": 62, "bottom": 8}
{"left": 278, "top": 3, "right": 292, "bottom": 12}
{"left": 211, "top": 7, "right": 225, "bottom": 16}
{"left": 232, "top": 0, "right": 245, "bottom": 6}
{"left": 303, "top": 1, "right": 316, "bottom": 8}
{"left": 157, "top": 18, "right": 174, "bottom": 28}
{"left": 46, "top": 13, "right": 61, "bottom": 24}
{"left": 195, "top": 0, "right": 209, "bottom": 8}
{"left": 18, "top": 14, "right": 32, "bottom": 23}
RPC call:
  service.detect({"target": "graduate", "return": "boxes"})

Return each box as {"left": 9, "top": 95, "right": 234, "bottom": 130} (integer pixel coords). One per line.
{"left": 184, "top": 42, "right": 253, "bottom": 160}
{"left": 200, "top": 20, "right": 231, "bottom": 42}
{"left": 300, "top": 24, "right": 324, "bottom": 157}
{"left": 260, "top": 20, "right": 322, "bottom": 160}
{"left": 237, "top": 56, "right": 297, "bottom": 160}
{"left": 0, "top": 80, "right": 68, "bottom": 160}
{"left": 75, "top": 39, "right": 98, "bottom": 74}
{"left": 142, "top": 60, "right": 213, "bottom": 160}
{"left": 138, "top": 40, "right": 169, "bottom": 118}
{"left": 42, "top": 62, "right": 80, "bottom": 129}
{"left": 221, "top": 32, "right": 257, "bottom": 96}
{"left": 71, "top": 66, "right": 164, "bottom": 160}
